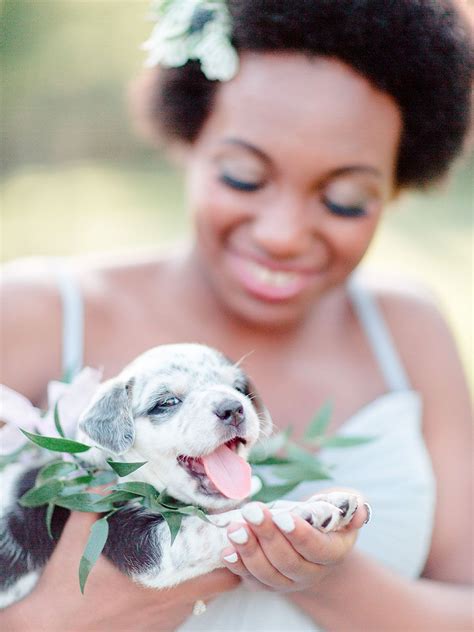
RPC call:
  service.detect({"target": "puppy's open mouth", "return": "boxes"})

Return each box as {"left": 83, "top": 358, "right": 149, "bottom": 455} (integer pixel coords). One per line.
{"left": 177, "top": 437, "right": 250, "bottom": 499}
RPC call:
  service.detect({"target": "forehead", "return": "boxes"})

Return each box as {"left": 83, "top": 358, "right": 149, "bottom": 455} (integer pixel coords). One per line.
{"left": 196, "top": 53, "right": 402, "bottom": 177}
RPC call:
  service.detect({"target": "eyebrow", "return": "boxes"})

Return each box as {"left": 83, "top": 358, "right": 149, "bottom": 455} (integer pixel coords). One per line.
{"left": 220, "top": 138, "right": 382, "bottom": 179}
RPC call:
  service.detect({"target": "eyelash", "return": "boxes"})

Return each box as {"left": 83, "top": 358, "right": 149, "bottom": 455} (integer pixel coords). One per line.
{"left": 219, "top": 173, "right": 262, "bottom": 192}
{"left": 148, "top": 396, "right": 182, "bottom": 416}
{"left": 220, "top": 173, "right": 368, "bottom": 218}
{"left": 323, "top": 198, "right": 368, "bottom": 218}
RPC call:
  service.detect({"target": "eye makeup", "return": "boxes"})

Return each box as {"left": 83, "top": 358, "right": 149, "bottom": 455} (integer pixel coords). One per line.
{"left": 219, "top": 173, "right": 263, "bottom": 192}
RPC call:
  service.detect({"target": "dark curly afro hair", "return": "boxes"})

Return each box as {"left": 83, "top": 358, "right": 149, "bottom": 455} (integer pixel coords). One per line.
{"left": 136, "top": 0, "right": 473, "bottom": 188}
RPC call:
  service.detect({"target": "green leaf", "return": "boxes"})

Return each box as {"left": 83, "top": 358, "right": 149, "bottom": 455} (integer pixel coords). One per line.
{"left": 161, "top": 511, "right": 184, "bottom": 545}
{"left": 53, "top": 401, "right": 65, "bottom": 438}
{"left": 88, "top": 470, "right": 117, "bottom": 486}
{"left": 270, "top": 461, "right": 332, "bottom": 483}
{"left": 20, "top": 429, "right": 91, "bottom": 454}
{"left": 79, "top": 517, "right": 109, "bottom": 593}
{"left": 248, "top": 429, "right": 292, "bottom": 464}
{"left": 19, "top": 479, "right": 64, "bottom": 507}
{"left": 54, "top": 492, "right": 113, "bottom": 512}
{"left": 107, "top": 460, "right": 147, "bottom": 477}
{"left": 318, "top": 435, "right": 375, "bottom": 448}
{"left": 251, "top": 480, "right": 302, "bottom": 503}
{"left": 37, "top": 460, "right": 78, "bottom": 483}
{"left": 303, "top": 401, "right": 333, "bottom": 441}
{"left": 101, "top": 490, "right": 141, "bottom": 505}
{"left": 250, "top": 456, "right": 293, "bottom": 466}
{"left": 45, "top": 503, "right": 55, "bottom": 539}
{"left": 114, "top": 481, "right": 158, "bottom": 499}
{"left": 176, "top": 505, "right": 213, "bottom": 523}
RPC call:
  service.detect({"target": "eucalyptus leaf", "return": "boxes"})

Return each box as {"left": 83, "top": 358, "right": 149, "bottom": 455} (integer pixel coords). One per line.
{"left": 270, "top": 461, "right": 332, "bottom": 483}
{"left": 115, "top": 481, "right": 158, "bottom": 499}
{"left": 176, "top": 505, "right": 214, "bottom": 523}
{"left": 107, "top": 460, "right": 147, "bottom": 477}
{"left": 20, "top": 430, "right": 91, "bottom": 454}
{"left": 0, "top": 443, "right": 34, "bottom": 471}
{"left": 19, "top": 479, "right": 64, "bottom": 507}
{"left": 161, "top": 511, "right": 184, "bottom": 545}
{"left": 53, "top": 401, "right": 65, "bottom": 438}
{"left": 79, "top": 517, "right": 109, "bottom": 593}
{"left": 251, "top": 480, "right": 302, "bottom": 503}
{"left": 37, "top": 461, "right": 78, "bottom": 483}
{"left": 248, "top": 429, "right": 291, "bottom": 464}
{"left": 45, "top": 503, "right": 55, "bottom": 539}
{"left": 88, "top": 470, "right": 117, "bottom": 486}
{"left": 303, "top": 401, "right": 333, "bottom": 441}
{"left": 250, "top": 456, "right": 293, "bottom": 466}
{"left": 318, "top": 435, "right": 374, "bottom": 448}
{"left": 54, "top": 492, "right": 113, "bottom": 512}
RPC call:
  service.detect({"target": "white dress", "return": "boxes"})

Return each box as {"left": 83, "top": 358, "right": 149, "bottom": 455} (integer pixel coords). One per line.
{"left": 57, "top": 268, "right": 436, "bottom": 632}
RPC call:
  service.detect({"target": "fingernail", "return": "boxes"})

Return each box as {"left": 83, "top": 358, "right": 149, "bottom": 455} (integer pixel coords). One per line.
{"left": 223, "top": 552, "right": 239, "bottom": 563}
{"left": 272, "top": 512, "right": 295, "bottom": 533}
{"left": 242, "top": 503, "right": 264, "bottom": 525}
{"left": 228, "top": 527, "right": 249, "bottom": 544}
{"left": 363, "top": 502, "right": 372, "bottom": 525}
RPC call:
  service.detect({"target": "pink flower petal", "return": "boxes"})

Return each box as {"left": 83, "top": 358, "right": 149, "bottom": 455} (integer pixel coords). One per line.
{"left": 53, "top": 368, "right": 102, "bottom": 438}
{"left": 0, "top": 385, "right": 44, "bottom": 454}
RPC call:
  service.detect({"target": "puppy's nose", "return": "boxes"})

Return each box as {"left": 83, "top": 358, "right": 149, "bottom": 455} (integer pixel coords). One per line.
{"left": 214, "top": 399, "right": 245, "bottom": 427}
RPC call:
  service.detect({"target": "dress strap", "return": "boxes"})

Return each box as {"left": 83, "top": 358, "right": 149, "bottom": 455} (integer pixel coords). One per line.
{"left": 347, "top": 275, "right": 411, "bottom": 392}
{"left": 55, "top": 263, "right": 84, "bottom": 382}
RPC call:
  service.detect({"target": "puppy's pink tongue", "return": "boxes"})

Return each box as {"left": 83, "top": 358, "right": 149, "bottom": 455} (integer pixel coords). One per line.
{"left": 201, "top": 444, "right": 252, "bottom": 499}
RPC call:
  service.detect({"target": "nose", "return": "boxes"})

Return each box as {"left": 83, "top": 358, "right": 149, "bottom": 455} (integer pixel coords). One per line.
{"left": 251, "top": 191, "right": 314, "bottom": 258}
{"left": 214, "top": 399, "right": 245, "bottom": 427}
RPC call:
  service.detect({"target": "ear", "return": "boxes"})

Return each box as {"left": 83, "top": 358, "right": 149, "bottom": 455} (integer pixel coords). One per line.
{"left": 78, "top": 377, "right": 135, "bottom": 455}
{"left": 245, "top": 377, "right": 273, "bottom": 437}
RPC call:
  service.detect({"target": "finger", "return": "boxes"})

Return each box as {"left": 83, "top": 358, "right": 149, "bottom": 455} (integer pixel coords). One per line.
{"left": 241, "top": 503, "right": 326, "bottom": 582}
{"left": 220, "top": 546, "right": 251, "bottom": 578}
{"left": 271, "top": 512, "right": 358, "bottom": 565}
{"left": 226, "top": 522, "right": 295, "bottom": 590}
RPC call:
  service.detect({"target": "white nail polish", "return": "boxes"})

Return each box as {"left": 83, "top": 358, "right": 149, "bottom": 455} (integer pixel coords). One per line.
{"left": 223, "top": 552, "right": 239, "bottom": 563}
{"left": 228, "top": 527, "right": 249, "bottom": 544}
{"left": 242, "top": 503, "right": 264, "bottom": 525}
{"left": 272, "top": 512, "right": 295, "bottom": 533}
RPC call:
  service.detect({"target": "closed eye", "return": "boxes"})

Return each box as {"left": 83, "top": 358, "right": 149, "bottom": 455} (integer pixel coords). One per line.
{"left": 219, "top": 173, "right": 263, "bottom": 192}
{"left": 148, "top": 396, "right": 182, "bottom": 416}
{"left": 234, "top": 381, "right": 250, "bottom": 397}
{"left": 323, "top": 197, "right": 367, "bottom": 218}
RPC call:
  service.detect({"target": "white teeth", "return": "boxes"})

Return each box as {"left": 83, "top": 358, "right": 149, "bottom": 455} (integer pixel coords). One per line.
{"left": 247, "top": 261, "right": 299, "bottom": 286}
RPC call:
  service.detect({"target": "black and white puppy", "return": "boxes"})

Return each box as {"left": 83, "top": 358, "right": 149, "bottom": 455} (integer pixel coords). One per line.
{"left": 0, "top": 343, "right": 358, "bottom": 608}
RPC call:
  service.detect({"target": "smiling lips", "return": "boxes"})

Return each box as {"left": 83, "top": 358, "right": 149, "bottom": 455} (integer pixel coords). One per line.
{"left": 227, "top": 251, "right": 318, "bottom": 301}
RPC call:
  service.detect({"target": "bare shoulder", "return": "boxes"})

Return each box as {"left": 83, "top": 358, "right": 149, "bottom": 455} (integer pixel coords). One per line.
{"left": 364, "top": 275, "right": 470, "bottom": 409}
{"left": 1, "top": 257, "right": 63, "bottom": 401}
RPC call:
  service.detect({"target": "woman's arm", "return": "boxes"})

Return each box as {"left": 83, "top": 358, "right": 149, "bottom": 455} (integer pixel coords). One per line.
{"left": 290, "top": 549, "right": 473, "bottom": 631}
{"left": 1, "top": 511, "right": 241, "bottom": 631}
{"left": 293, "top": 292, "right": 473, "bottom": 629}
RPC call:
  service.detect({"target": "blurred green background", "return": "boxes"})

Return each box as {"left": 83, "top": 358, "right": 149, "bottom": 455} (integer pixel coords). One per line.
{"left": 1, "top": 1, "right": 472, "bottom": 385}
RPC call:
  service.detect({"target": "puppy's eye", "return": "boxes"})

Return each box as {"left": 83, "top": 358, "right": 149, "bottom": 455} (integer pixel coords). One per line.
{"left": 148, "top": 396, "right": 181, "bottom": 415}
{"left": 234, "top": 382, "right": 250, "bottom": 397}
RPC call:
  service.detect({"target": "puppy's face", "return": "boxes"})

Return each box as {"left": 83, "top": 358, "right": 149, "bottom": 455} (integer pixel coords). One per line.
{"left": 78, "top": 344, "right": 272, "bottom": 510}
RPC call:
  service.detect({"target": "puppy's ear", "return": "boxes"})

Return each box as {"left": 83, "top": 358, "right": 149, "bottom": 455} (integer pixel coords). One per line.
{"left": 245, "top": 377, "right": 273, "bottom": 436}
{"left": 79, "top": 378, "right": 135, "bottom": 455}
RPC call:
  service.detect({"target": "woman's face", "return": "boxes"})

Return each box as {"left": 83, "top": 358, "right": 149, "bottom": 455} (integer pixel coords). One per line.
{"left": 185, "top": 53, "right": 402, "bottom": 328}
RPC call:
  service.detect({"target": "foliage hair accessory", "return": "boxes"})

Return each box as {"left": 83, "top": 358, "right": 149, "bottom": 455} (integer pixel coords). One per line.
{"left": 142, "top": 0, "right": 239, "bottom": 82}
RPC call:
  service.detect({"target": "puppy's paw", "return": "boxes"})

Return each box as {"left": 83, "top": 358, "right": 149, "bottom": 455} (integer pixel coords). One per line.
{"left": 298, "top": 492, "right": 359, "bottom": 531}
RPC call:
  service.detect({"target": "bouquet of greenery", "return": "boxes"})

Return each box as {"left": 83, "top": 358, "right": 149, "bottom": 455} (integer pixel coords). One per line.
{"left": 0, "top": 370, "right": 372, "bottom": 592}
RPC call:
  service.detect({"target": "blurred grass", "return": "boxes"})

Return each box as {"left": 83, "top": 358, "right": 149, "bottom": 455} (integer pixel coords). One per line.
{"left": 1, "top": 0, "right": 472, "bottom": 388}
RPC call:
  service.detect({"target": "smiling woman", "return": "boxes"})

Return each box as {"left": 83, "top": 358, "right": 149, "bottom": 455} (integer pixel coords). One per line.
{"left": 1, "top": 1, "right": 473, "bottom": 631}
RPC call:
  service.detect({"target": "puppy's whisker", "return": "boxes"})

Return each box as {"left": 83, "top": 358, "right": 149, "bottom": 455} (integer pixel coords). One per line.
{"left": 234, "top": 350, "right": 255, "bottom": 368}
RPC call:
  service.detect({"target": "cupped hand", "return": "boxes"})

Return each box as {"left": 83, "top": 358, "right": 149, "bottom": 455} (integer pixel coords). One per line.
{"left": 3, "top": 511, "right": 240, "bottom": 632}
{"left": 221, "top": 497, "right": 368, "bottom": 593}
